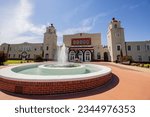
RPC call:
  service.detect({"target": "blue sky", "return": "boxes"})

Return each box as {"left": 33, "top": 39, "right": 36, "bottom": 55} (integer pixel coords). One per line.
{"left": 0, "top": 0, "right": 150, "bottom": 45}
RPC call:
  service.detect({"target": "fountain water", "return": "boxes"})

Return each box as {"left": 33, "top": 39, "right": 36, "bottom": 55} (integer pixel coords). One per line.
{"left": 57, "top": 43, "right": 68, "bottom": 64}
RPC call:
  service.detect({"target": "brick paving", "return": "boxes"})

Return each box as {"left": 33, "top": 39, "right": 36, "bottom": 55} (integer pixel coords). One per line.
{"left": 0, "top": 62, "right": 150, "bottom": 100}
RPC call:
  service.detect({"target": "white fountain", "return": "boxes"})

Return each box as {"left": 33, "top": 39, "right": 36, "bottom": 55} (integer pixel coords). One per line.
{"left": 57, "top": 43, "right": 68, "bottom": 64}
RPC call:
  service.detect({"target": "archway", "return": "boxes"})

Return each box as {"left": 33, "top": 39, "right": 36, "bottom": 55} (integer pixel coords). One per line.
{"left": 104, "top": 52, "right": 108, "bottom": 61}
{"left": 78, "top": 51, "right": 83, "bottom": 62}
{"left": 69, "top": 51, "right": 75, "bottom": 62}
{"left": 84, "top": 50, "right": 91, "bottom": 62}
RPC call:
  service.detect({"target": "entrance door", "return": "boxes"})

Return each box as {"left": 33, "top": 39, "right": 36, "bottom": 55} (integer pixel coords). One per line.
{"left": 104, "top": 52, "right": 108, "bottom": 61}
{"left": 84, "top": 50, "right": 91, "bottom": 62}
{"left": 45, "top": 53, "right": 49, "bottom": 60}
{"left": 78, "top": 51, "right": 83, "bottom": 62}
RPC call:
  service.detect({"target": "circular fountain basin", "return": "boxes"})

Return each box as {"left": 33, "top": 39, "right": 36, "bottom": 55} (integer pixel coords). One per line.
{"left": 0, "top": 63, "right": 112, "bottom": 95}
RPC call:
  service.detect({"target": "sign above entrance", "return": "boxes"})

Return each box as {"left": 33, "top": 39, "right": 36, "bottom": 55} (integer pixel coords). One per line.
{"left": 71, "top": 38, "right": 91, "bottom": 46}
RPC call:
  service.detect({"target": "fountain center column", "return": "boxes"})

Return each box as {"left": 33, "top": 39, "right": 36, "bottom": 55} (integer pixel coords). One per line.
{"left": 57, "top": 43, "right": 68, "bottom": 64}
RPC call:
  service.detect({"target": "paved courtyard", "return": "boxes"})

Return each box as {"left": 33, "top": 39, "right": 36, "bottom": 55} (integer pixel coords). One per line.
{"left": 0, "top": 62, "right": 150, "bottom": 100}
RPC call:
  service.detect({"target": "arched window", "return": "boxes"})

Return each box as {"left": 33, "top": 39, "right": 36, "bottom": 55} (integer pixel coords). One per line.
{"left": 114, "top": 24, "right": 117, "bottom": 28}
{"left": 84, "top": 50, "right": 91, "bottom": 62}
{"left": 69, "top": 51, "right": 75, "bottom": 62}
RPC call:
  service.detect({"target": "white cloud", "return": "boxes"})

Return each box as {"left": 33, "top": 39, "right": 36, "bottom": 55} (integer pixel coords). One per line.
{"left": 0, "top": 0, "right": 45, "bottom": 44}
{"left": 57, "top": 13, "right": 108, "bottom": 45}
{"left": 0, "top": 0, "right": 108, "bottom": 46}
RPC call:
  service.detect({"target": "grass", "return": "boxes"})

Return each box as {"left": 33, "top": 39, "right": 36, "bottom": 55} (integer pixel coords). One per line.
{"left": 4, "top": 60, "right": 34, "bottom": 65}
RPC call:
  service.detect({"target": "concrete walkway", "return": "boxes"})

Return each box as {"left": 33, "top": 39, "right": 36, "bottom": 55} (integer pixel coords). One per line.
{"left": 0, "top": 62, "right": 150, "bottom": 100}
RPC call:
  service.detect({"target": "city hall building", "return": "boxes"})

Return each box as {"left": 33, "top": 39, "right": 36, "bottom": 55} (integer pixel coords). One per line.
{"left": 0, "top": 18, "right": 150, "bottom": 62}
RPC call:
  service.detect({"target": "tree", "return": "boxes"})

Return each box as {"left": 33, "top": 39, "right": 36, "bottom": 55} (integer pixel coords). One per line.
{"left": 0, "top": 51, "right": 7, "bottom": 65}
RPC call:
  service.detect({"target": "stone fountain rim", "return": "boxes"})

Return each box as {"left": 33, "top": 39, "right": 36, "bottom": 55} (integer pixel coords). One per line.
{"left": 0, "top": 63, "right": 111, "bottom": 82}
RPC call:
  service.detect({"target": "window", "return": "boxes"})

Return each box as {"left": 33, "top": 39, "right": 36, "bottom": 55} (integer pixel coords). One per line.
{"left": 34, "top": 48, "right": 37, "bottom": 51}
{"left": 69, "top": 51, "right": 75, "bottom": 61}
{"left": 137, "top": 45, "right": 140, "bottom": 51}
{"left": 28, "top": 54, "right": 30, "bottom": 59}
{"left": 117, "top": 45, "right": 121, "bottom": 51}
{"left": 146, "top": 45, "right": 150, "bottom": 51}
{"left": 3, "top": 47, "right": 5, "bottom": 51}
{"left": 138, "top": 55, "right": 142, "bottom": 62}
{"left": 13, "top": 54, "right": 15, "bottom": 58}
{"left": 114, "top": 24, "right": 117, "bottom": 28}
{"left": 46, "top": 46, "right": 49, "bottom": 50}
{"left": 128, "top": 45, "right": 131, "bottom": 51}
{"left": 9, "top": 47, "right": 11, "bottom": 51}
{"left": 148, "top": 56, "right": 150, "bottom": 62}
{"left": 115, "top": 33, "right": 120, "bottom": 37}
{"left": 84, "top": 51, "right": 91, "bottom": 62}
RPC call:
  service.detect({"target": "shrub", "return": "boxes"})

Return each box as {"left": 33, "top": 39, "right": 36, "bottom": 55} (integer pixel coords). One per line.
{"left": 121, "top": 56, "right": 133, "bottom": 62}
{"left": 139, "top": 64, "right": 144, "bottom": 67}
{"left": 34, "top": 55, "right": 43, "bottom": 62}
{"left": 0, "top": 51, "right": 7, "bottom": 65}
{"left": 143, "top": 64, "right": 149, "bottom": 68}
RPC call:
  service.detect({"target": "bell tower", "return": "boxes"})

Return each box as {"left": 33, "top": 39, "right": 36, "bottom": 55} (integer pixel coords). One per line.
{"left": 107, "top": 18, "right": 126, "bottom": 62}
{"left": 43, "top": 24, "right": 57, "bottom": 60}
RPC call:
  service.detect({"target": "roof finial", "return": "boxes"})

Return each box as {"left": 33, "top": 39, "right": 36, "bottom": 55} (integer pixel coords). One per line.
{"left": 112, "top": 17, "right": 115, "bottom": 20}
{"left": 51, "top": 24, "right": 53, "bottom": 27}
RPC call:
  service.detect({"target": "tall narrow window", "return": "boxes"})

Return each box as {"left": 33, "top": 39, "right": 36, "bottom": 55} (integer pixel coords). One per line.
{"left": 146, "top": 45, "right": 150, "bottom": 51}
{"left": 138, "top": 55, "right": 142, "bottom": 62}
{"left": 114, "top": 24, "right": 117, "bottom": 28}
{"left": 28, "top": 54, "right": 30, "bottom": 59}
{"left": 148, "top": 56, "right": 150, "bottom": 62}
{"left": 46, "top": 46, "right": 49, "bottom": 50}
{"left": 117, "top": 45, "right": 121, "bottom": 51}
{"left": 137, "top": 45, "right": 140, "bottom": 51}
{"left": 128, "top": 45, "right": 131, "bottom": 51}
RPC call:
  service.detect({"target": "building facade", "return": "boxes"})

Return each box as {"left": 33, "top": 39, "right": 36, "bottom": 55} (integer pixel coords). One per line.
{"left": 63, "top": 33, "right": 108, "bottom": 62}
{"left": 107, "top": 18, "right": 150, "bottom": 62}
{"left": 0, "top": 18, "right": 150, "bottom": 62}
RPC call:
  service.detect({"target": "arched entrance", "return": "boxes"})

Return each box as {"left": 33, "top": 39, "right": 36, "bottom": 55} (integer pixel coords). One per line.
{"left": 104, "top": 52, "right": 108, "bottom": 61}
{"left": 69, "top": 51, "right": 75, "bottom": 62}
{"left": 84, "top": 50, "right": 91, "bottom": 62}
{"left": 45, "top": 53, "right": 49, "bottom": 60}
{"left": 78, "top": 51, "right": 83, "bottom": 62}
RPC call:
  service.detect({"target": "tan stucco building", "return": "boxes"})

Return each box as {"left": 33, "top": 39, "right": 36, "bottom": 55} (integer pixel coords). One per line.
{"left": 63, "top": 33, "right": 108, "bottom": 62}
{"left": 0, "top": 18, "right": 150, "bottom": 62}
{"left": 107, "top": 18, "right": 150, "bottom": 62}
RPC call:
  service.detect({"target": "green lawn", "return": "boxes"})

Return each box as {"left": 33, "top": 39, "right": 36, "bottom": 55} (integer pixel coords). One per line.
{"left": 4, "top": 60, "right": 33, "bottom": 65}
